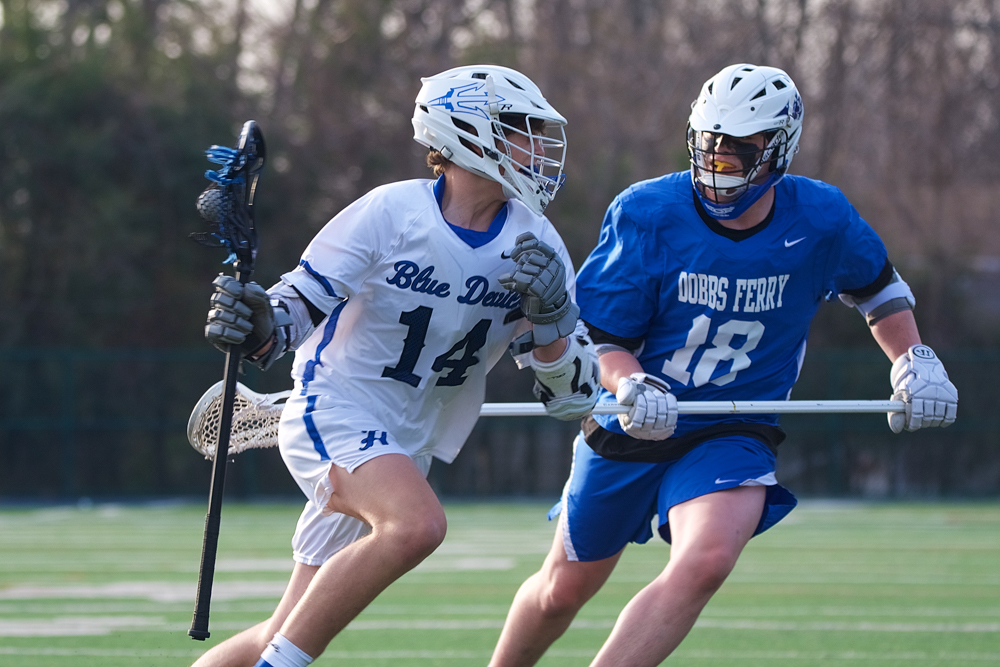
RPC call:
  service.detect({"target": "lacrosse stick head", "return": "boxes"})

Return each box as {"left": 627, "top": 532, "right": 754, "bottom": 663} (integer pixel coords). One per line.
{"left": 187, "top": 381, "right": 288, "bottom": 459}
{"left": 190, "top": 120, "right": 266, "bottom": 271}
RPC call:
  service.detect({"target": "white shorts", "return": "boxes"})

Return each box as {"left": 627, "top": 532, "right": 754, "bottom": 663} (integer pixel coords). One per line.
{"left": 279, "top": 393, "right": 433, "bottom": 565}
{"left": 279, "top": 393, "right": 413, "bottom": 510}
{"left": 290, "top": 454, "right": 433, "bottom": 565}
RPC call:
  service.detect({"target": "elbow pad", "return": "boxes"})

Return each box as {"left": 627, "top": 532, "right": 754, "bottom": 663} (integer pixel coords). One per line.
{"left": 839, "top": 269, "right": 915, "bottom": 326}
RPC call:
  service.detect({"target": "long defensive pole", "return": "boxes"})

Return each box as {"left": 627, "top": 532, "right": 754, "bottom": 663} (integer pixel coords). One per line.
{"left": 478, "top": 400, "right": 905, "bottom": 417}
{"left": 222, "top": 392, "right": 904, "bottom": 418}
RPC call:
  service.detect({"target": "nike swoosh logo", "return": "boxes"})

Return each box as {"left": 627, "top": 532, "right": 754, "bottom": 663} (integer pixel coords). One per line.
{"left": 715, "top": 478, "right": 738, "bottom": 484}
{"left": 784, "top": 237, "right": 806, "bottom": 248}
{"left": 501, "top": 250, "right": 512, "bottom": 259}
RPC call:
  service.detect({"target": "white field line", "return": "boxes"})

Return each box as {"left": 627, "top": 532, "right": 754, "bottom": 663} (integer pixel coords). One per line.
{"left": 610, "top": 573, "right": 1000, "bottom": 585}
{"left": 344, "top": 618, "right": 1000, "bottom": 632}
{"left": 4, "top": 602, "right": 998, "bottom": 618}
{"left": 675, "top": 650, "right": 1000, "bottom": 662}
{"left": 413, "top": 557, "right": 515, "bottom": 571}
{"left": 0, "top": 555, "right": 519, "bottom": 602}
{"left": 2, "top": 616, "right": 999, "bottom": 637}
{"left": 1, "top": 647, "right": 1000, "bottom": 662}
{"left": 690, "top": 619, "right": 1000, "bottom": 633}
{"left": 0, "top": 581, "right": 288, "bottom": 603}
{"left": 0, "top": 647, "right": 206, "bottom": 658}
{"left": 0, "top": 555, "right": 521, "bottom": 575}
{"left": 3, "top": 569, "right": 996, "bottom": 605}
{"left": 0, "top": 616, "right": 164, "bottom": 637}
{"left": 0, "top": 602, "right": 281, "bottom": 615}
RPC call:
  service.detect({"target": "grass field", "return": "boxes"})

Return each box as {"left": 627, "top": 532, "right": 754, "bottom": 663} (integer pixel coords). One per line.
{"left": 0, "top": 500, "right": 998, "bottom": 666}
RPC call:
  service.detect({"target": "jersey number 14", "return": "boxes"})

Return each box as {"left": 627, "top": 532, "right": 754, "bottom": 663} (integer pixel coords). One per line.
{"left": 381, "top": 306, "right": 492, "bottom": 388}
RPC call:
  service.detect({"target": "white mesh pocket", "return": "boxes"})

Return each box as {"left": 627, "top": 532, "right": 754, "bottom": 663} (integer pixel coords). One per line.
{"left": 187, "top": 381, "right": 290, "bottom": 458}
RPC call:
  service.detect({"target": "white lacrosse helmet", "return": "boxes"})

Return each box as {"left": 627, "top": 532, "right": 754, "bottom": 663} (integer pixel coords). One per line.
{"left": 687, "top": 63, "right": 804, "bottom": 220}
{"left": 412, "top": 64, "right": 567, "bottom": 216}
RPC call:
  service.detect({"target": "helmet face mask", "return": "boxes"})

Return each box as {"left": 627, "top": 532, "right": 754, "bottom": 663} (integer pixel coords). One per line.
{"left": 687, "top": 63, "right": 804, "bottom": 220}
{"left": 688, "top": 127, "right": 790, "bottom": 204}
{"left": 494, "top": 114, "right": 567, "bottom": 207}
{"left": 412, "top": 65, "right": 567, "bottom": 215}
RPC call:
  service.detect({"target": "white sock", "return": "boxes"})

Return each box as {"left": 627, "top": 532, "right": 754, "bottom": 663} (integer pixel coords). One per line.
{"left": 258, "top": 632, "right": 314, "bottom": 667}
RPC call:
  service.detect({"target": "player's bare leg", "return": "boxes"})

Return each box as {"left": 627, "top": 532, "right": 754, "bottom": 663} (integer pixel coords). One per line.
{"left": 488, "top": 521, "right": 621, "bottom": 667}
{"left": 191, "top": 562, "right": 319, "bottom": 667}
{"left": 589, "top": 485, "right": 766, "bottom": 667}
{"left": 277, "top": 453, "right": 447, "bottom": 658}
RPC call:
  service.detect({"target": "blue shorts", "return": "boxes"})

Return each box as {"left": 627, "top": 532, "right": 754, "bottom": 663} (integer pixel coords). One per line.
{"left": 549, "top": 432, "right": 798, "bottom": 561}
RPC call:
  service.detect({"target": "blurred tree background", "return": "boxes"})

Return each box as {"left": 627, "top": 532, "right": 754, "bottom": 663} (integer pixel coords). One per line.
{"left": 0, "top": 0, "right": 997, "bottom": 500}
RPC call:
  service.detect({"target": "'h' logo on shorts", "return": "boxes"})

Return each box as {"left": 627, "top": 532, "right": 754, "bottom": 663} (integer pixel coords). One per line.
{"left": 359, "top": 430, "right": 389, "bottom": 451}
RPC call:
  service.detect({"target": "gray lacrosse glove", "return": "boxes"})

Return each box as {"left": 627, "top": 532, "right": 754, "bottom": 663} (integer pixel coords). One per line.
{"left": 616, "top": 372, "right": 677, "bottom": 440}
{"left": 888, "top": 344, "right": 958, "bottom": 433}
{"left": 205, "top": 275, "right": 278, "bottom": 356}
{"left": 498, "top": 232, "right": 580, "bottom": 347}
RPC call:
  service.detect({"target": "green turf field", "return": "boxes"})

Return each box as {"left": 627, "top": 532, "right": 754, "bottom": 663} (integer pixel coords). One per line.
{"left": 0, "top": 500, "right": 998, "bottom": 666}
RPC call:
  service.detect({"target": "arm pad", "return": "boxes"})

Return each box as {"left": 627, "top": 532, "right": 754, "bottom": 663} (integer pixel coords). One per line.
{"left": 839, "top": 269, "right": 915, "bottom": 326}
{"left": 266, "top": 281, "right": 327, "bottom": 351}
{"left": 246, "top": 282, "right": 326, "bottom": 371}
{"left": 530, "top": 330, "right": 600, "bottom": 421}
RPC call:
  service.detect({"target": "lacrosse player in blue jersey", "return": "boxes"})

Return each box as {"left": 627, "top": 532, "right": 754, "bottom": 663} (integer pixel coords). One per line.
{"left": 190, "top": 65, "right": 599, "bottom": 667}
{"left": 489, "top": 63, "right": 959, "bottom": 667}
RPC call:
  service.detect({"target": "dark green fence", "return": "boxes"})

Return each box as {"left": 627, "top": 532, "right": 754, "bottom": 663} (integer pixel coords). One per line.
{"left": 0, "top": 348, "right": 996, "bottom": 500}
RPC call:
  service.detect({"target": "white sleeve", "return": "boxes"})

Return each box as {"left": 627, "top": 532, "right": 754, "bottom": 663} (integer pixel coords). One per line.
{"left": 279, "top": 266, "right": 347, "bottom": 317}
{"left": 282, "top": 188, "right": 402, "bottom": 307}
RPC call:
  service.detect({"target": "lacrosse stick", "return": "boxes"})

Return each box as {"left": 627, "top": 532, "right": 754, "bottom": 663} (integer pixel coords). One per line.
{"left": 186, "top": 380, "right": 905, "bottom": 458}
{"left": 187, "top": 120, "right": 266, "bottom": 641}
{"left": 479, "top": 399, "right": 906, "bottom": 417}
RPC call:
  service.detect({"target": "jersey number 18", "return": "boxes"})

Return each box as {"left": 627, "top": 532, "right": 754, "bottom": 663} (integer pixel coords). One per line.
{"left": 660, "top": 314, "right": 764, "bottom": 387}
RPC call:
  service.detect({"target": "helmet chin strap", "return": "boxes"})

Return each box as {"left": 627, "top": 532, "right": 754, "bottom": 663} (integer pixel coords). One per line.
{"left": 696, "top": 171, "right": 746, "bottom": 192}
{"left": 694, "top": 169, "right": 781, "bottom": 221}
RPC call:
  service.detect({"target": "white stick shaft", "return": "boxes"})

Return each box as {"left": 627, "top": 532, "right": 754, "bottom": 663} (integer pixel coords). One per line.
{"left": 254, "top": 392, "right": 901, "bottom": 416}
{"left": 479, "top": 400, "right": 904, "bottom": 417}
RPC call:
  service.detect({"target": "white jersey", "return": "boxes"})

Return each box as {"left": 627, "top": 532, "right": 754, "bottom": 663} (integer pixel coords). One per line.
{"left": 278, "top": 178, "right": 575, "bottom": 464}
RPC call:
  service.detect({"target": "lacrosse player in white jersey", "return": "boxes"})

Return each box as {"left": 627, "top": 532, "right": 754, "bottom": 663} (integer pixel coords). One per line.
{"left": 191, "top": 64, "right": 599, "bottom": 667}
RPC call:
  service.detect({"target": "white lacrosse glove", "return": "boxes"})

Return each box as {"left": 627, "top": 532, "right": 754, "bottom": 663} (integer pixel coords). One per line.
{"left": 206, "top": 275, "right": 280, "bottom": 356}
{"left": 498, "top": 232, "right": 579, "bottom": 347}
{"left": 615, "top": 372, "right": 677, "bottom": 440}
{"left": 888, "top": 344, "right": 958, "bottom": 433}
{"left": 531, "top": 333, "right": 600, "bottom": 421}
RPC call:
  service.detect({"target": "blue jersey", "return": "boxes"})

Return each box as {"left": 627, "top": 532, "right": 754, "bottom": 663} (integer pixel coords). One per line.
{"left": 578, "top": 172, "right": 886, "bottom": 437}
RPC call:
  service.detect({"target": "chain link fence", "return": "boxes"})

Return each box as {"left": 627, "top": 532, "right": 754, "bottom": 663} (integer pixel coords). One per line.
{"left": 0, "top": 347, "right": 995, "bottom": 501}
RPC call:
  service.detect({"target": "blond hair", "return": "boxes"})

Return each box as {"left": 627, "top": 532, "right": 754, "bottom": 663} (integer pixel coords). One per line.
{"left": 426, "top": 150, "right": 451, "bottom": 177}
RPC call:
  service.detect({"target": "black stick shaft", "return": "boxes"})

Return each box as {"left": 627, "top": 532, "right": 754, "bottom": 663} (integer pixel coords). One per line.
{"left": 189, "top": 269, "right": 249, "bottom": 640}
